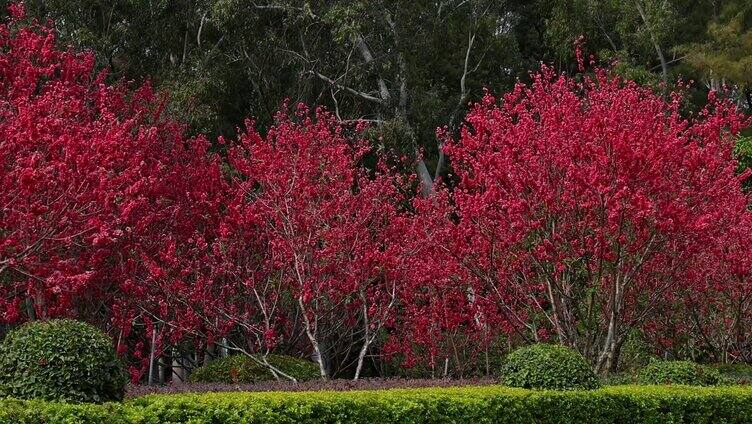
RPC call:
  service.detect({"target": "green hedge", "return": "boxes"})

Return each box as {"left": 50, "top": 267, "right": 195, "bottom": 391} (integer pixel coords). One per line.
{"left": 2, "top": 385, "right": 752, "bottom": 423}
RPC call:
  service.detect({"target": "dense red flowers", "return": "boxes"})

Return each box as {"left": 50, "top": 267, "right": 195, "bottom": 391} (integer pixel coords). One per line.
{"left": 408, "top": 66, "right": 752, "bottom": 372}
{"left": 0, "top": 9, "right": 226, "bottom": 374}
{"left": 218, "top": 108, "right": 413, "bottom": 378}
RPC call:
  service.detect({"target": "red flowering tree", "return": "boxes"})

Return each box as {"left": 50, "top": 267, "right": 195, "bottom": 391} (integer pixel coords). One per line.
{"left": 438, "top": 66, "right": 751, "bottom": 372}
{"left": 193, "top": 107, "right": 412, "bottom": 379}
{"left": 0, "top": 4, "right": 226, "bottom": 383}
{"left": 649, "top": 214, "right": 752, "bottom": 363}
{"left": 381, "top": 191, "right": 483, "bottom": 376}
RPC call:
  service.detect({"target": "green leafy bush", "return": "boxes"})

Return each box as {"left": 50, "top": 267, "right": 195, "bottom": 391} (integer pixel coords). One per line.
{"left": 599, "top": 372, "right": 636, "bottom": 386}
{"left": 734, "top": 134, "right": 752, "bottom": 176}
{"left": 501, "top": 343, "right": 600, "bottom": 390}
{"left": 637, "top": 360, "right": 726, "bottom": 386}
{"left": 617, "top": 330, "right": 658, "bottom": 372}
{"left": 0, "top": 319, "right": 126, "bottom": 403}
{"left": 3, "top": 386, "right": 752, "bottom": 423}
{"left": 712, "top": 363, "right": 752, "bottom": 385}
{"left": 189, "top": 354, "right": 319, "bottom": 383}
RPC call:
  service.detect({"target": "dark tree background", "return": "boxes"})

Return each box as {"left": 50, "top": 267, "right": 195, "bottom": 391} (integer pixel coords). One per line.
{"left": 9, "top": 0, "right": 752, "bottom": 179}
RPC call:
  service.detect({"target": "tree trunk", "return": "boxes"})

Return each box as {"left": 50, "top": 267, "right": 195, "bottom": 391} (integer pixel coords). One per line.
{"left": 416, "top": 158, "right": 435, "bottom": 196}
{"left": 298, "top": 297, "right": 328, "bottom": 379}
{"left": 354, "top": 299, "right": 371, "bottom": 380}
{"left": 203, "top": 343, "right": 216, "bottom": 366}
{"left": 353, "top": 339, "right": 369, "bottom": 380}
{"left": 24, "top": 297, "right": 36, "bottom": 321}
{"left": 33, "top": 289, "right": 46, "bottom": 319}
{"left": 171, "top": 350, "right": 187, "bottom": 382}
{"left": 148, "top": 328, "right": 157, "bottom": 385}
{"left": 596, "top": 280, "right": 623, "bottom": 374}
{"left": 634, "top": 0, "right": 668, "bottom": 85}
{"left": 158, "top": 355, "right": 167, "bottom": 384}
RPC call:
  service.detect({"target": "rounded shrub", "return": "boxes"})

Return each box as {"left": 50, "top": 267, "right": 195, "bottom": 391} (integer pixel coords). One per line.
{"left": 190, "top": 354, "right": 319, "bottom": 383}
{"left": 637, "top": 360, "right": 727, "bottom": 386}
{"left": 0, "top": 319, "right": 126, "bottom": 403}
{"left": 712, "top": 363, "right": 752, "bottom": 385}
{"left": 501, "top": 343, "right": 600, "bottom": 390}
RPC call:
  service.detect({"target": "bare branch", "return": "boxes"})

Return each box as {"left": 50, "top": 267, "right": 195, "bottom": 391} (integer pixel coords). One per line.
{"left": 304, "top": 70, "right": 385, "bottom": 104}
{"left": 633, "top": 0, "right": 668, "bottom": 85}
{"left": 197, "top": 10, "right": 208, "bottom": 49}
{"left": 353, "top": 34, "right": 391, "bottom": 102}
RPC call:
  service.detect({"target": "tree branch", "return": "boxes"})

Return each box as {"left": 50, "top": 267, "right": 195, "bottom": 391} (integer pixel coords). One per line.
{"left": 353, "top": 34, "right": 391, "bottom": 102}
{"left": 633, "top": 0, "right": 668, "bottom": 85}
{"left": 304, "top": 70, "right": 385, "bottom": 105}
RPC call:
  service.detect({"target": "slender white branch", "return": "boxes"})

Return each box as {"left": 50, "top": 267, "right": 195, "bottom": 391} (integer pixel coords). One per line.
{"left": 305, "top": 70, "right": 385, "bottom": 105}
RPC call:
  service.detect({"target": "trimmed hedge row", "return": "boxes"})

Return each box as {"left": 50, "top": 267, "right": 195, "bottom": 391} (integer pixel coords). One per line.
{"left": 2, "top": 385, "right": 752, "bottom": 423}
